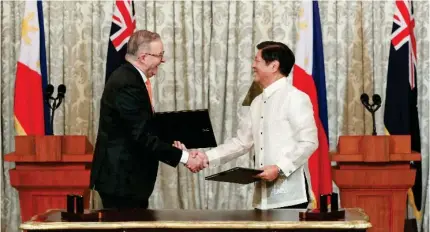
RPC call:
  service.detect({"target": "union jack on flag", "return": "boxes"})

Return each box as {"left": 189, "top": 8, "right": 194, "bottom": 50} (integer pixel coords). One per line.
{"left": 384, "top": 0, "right": 422, "bottom": 220}
{"left": 391, "top": 0, "right": 417, "bottom": 89}
{"left": 105, "top": 0, "right": 136, "bottom": 82}
{"left": 110, "top": 0, "right": 136, "bottom": 51}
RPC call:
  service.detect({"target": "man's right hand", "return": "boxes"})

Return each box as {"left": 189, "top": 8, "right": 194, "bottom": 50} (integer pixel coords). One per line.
{"left": 186, "top": 151, "right": 209, "bottom": 173}
{"left": 173, "top": 141, "right": 209, "bottom": 172}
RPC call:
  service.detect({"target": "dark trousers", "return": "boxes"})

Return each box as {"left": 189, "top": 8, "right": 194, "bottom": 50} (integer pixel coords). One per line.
{"left": 99, "top": 192, "right": 149, "bottom": 209}
{"left": 277, "top": 175, "right": 310, "bottom": 209}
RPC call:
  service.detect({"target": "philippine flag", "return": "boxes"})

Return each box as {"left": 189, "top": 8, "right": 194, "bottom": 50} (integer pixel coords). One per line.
{"left": 292, "top": 0, "right": 333, "bottom": 208}
{"left": 14, "top": 0, "right": 50, "bottom": 136}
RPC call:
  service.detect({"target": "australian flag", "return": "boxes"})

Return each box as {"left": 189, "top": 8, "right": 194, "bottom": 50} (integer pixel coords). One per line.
{"left": 384, "top": 0, "right": 421, "bottom": 217}
{"left": 105, "top": 0, "right": 136, "bottom": 82}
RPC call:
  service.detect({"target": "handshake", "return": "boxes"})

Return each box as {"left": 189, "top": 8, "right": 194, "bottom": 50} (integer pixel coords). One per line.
{"left": 173, "top": 141, "right": 209, "bottom": 173}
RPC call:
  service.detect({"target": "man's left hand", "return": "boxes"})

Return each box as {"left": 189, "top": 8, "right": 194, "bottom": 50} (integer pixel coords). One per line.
{"left": 173, "top": 141, "right": 187, "bottom": 151}
{"left": 255, "top": 165, "right": 280, "bottom": 182}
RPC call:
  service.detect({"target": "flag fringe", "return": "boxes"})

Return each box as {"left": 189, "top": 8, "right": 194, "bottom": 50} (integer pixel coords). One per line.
{"left": 14, "top": 116, "right": 27, "bottom": 136}
{"left": 309, "top": 189, "right": 317, "bottom": 209}
{"left": 407, "top": 188, "right": 422, "bottom": 221}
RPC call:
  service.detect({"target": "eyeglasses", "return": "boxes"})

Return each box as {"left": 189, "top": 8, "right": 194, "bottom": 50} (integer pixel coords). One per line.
{"left": 144, "top": 51, "right": 164, "bottom": 59}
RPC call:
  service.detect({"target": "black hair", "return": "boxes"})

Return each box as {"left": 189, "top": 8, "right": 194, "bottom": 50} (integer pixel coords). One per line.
{"left": 256, "top": 41, "right": 295, "bottom": 77}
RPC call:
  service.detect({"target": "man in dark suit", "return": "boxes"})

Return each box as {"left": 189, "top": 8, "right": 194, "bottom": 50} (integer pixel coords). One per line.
{"left": 90, "top": 30, "right": 207, "bottom": 209}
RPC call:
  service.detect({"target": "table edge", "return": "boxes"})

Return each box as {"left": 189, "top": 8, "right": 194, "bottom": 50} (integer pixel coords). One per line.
{"left": 21, "top": 220, "right": 372, "bottom": 230}
{"left": 21, "top": 208, "right": 372, "bottom": 230}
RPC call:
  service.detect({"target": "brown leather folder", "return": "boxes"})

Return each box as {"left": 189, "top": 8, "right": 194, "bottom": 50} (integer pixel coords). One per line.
{"left": 205, "top": 167, "right": 263, "bottom": 184}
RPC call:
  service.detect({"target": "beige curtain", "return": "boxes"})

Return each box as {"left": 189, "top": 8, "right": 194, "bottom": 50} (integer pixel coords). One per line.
{"left": 1, "top": 1, "right": 429, "bottom": 231}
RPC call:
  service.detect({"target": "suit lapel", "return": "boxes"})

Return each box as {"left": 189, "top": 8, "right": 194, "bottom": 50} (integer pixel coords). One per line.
{"left": 123, "top": 62, "right": 155, "bottom": 115}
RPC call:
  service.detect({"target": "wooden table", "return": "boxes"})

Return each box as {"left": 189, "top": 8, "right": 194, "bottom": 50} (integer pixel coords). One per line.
{"left": 21, "top": 208, "right": 371, "bottom": 232}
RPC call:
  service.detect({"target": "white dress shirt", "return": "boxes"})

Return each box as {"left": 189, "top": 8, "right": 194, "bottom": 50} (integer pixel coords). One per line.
{"left": 206, "top": 77, "right": 318, "bottom": 209}
{"left": 131, "top": 64, "right": 189, "bottom": 164}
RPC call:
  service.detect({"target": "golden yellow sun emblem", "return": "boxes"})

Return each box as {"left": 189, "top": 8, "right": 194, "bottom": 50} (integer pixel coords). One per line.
{"left": 296, "top": 7, "right": 307, "bottom": 41}
{"left": 299, "top": 8, "right": 304, "bottom": 18}
{"left": 21, "top": 12, "right": 39, "bottom": 45}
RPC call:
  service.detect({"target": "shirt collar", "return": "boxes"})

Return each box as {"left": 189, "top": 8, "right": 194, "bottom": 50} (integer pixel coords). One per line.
{"left": 131, "top": 63, "right": 148, "bottom": 83}
{"left": 262, "top": 77, "right": 287, "bottom": 99}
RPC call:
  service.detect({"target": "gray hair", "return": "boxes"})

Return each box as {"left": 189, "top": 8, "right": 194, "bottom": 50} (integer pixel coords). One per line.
{"left": 126, "top": 30, "right": 161, "bottom": 56}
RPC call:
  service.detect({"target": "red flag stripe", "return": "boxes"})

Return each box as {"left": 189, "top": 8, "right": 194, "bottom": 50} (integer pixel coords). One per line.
{"left": 396, "top": 1, "right": 410, "bottom": 25}
{"left": 392, "top": 27, "right": 411, "bottom": 47}
{"left": 409, "top": 19, "right": 417, "bottom": 61}
{"left": 293, "top": 64, "right": 332, "bottom": 206}
{"left": 14, "top": 62, "right": 45, "bottom": 135}
{"left": 112, "top": 15, "right": 121, "bottom": 25}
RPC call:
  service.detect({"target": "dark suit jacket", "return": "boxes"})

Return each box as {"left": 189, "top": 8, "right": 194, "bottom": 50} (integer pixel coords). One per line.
{"left": 90, "top": 62, "right": 182, "bottom": 200}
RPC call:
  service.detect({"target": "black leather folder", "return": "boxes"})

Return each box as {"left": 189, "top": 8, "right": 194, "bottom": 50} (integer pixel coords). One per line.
{"left": 152, "top": 109, "right": 217, "bottom": 149}
{"left": 205, "top": 167, "right": 263, "bottom": 184}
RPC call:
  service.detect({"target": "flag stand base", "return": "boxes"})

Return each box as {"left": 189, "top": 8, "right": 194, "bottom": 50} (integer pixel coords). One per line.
{"left": 299, "top": 209, "right": 345, "bottom": 221}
